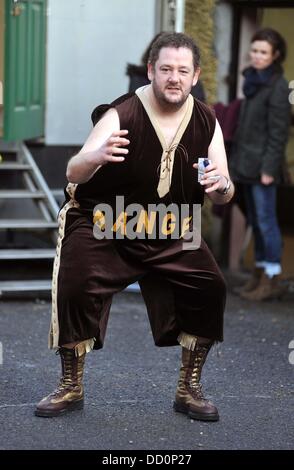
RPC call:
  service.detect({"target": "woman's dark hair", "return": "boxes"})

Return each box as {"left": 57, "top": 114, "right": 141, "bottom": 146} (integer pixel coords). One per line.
{"left": 141, "top": 33, "right": 164, "bottom": 67}
{"left": 148, "top": 32, "right": 201, "bottom": 70}
{"left": 126, "top": 33, "right": 164, "bottom": 78}
{"left": 251, "top": 28, "right": 287, "bottom": 64}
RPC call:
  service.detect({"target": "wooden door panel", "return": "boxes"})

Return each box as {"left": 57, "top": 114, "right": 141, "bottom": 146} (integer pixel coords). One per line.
{"left": 4, "top": 0, "right": 46, "bottom": 141}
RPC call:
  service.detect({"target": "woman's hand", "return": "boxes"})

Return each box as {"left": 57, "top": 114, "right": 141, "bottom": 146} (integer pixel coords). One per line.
{"left": 261, "top": 173, "right": 274, "bottom": 185}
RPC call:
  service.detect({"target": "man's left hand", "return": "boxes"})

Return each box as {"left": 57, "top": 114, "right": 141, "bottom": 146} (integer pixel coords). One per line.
{"left": 193, "top": 162, "right": 227, "bottom": 194}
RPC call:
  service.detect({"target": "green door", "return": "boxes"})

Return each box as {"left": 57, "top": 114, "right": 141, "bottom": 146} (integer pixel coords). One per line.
{"left": 3, "top": 0, "right": 46, "bottom": 141}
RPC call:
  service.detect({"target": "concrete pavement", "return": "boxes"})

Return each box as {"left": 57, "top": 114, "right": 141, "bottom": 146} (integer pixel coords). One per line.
{"left": 0, "top": 289, "right": 293, "bottom": 450}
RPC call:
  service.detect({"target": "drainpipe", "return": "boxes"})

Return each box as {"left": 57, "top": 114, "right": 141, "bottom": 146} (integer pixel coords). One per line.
{"left": 175, "top": 0, "right": 185, "bottom": 32}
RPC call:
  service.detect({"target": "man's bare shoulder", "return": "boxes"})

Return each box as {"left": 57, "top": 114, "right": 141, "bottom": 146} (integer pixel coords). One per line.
{"left": 99, "top": 107, "right": 119, "bottom": 123}
{"left": 91, "top": 93, "right": 138, "bottom": 127}
{"left": 91, "top": 108, "right": 120, "bottom": 136}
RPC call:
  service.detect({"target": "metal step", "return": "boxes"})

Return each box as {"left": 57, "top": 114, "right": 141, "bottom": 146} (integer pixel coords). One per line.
{"left": 0, "top": 141, "right": 20, "bottom": 153}
{"left": 51, "top": 189, "right": 64, "bottom": 204}
{"left": 0, "top": 249, "right": 56, "bottom": 260}
{"left": 0, "top": 190, "right": 45, "bottom": 199}
{"left": 0, "top": 163, "right": 31, "bottom": 170}
{"left": 51, "top": 189, "right": 64, "bottom": 197}
{"left": 0, "top": 220, "right": 58, "bottom": 229}
{"left": 0, "top": 280, "right": 52, "bottom": 294}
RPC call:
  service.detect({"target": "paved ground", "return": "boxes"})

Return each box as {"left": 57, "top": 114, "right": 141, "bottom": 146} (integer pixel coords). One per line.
{"left": 0, "top": 285, "right": 293, "bottom": 451}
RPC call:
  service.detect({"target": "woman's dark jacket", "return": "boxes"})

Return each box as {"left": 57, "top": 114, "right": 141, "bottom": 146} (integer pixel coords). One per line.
{"left": 230, "top": 70, "right": 291, "bottom": 184}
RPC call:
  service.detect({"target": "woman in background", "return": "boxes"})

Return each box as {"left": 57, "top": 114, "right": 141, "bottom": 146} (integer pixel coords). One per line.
{"left": 230, "top": 28, "right": 291, "bottom": 301}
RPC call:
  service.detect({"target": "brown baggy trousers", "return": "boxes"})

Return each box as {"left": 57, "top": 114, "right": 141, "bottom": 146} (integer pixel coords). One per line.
{"left": 50, "top": 207, "right": 226, "bottom": 350}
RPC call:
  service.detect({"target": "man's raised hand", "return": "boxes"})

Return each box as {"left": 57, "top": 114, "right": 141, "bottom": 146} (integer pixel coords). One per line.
{"left": 99, "top": 130, "right": 129, "bottom": 165}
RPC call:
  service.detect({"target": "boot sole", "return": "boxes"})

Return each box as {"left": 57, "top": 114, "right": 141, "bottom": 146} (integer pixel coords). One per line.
{"left": 34, "top": 398, "right": 84, "bottom": 418}
{"left": 173, "top": 401, "right": 219, "bottom": 422}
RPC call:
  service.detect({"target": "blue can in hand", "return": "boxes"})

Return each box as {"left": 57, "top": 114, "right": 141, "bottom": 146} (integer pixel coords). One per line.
{"left": 197, "top": 157, "right": 211, "bottom": 182}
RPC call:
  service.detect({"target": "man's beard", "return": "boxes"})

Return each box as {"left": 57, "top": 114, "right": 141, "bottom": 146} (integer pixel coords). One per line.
{"left": 152, "top": 80, "right": 190, "bottom": 110}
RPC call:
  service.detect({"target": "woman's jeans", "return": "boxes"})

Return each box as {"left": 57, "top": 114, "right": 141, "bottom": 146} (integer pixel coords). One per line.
{"left": 243, "top": 183, "right": 282, "bottom": 265}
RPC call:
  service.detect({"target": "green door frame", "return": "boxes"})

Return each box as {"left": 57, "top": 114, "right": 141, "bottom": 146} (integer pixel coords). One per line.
{"left": 3, "top": 0, "right": 46, "bottom": 141}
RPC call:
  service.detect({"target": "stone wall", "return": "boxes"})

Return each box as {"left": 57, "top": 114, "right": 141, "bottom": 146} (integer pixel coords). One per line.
{"left": 185, "top": 0, "right": 217, "bottom": 104}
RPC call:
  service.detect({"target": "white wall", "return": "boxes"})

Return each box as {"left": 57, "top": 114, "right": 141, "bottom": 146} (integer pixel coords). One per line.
{"left": 45, "top": 0, "right": 156, "bottom": 145}
{"left": 214, "top": 2, "right": 233, "bottom": 104}
{"left": 236, "top": 9, "right": 258, "bottom": 98}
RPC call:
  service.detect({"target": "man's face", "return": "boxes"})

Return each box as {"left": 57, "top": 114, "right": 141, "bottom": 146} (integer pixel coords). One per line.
{"left": 147, "top": 47, "right": 200, "bottom": 108}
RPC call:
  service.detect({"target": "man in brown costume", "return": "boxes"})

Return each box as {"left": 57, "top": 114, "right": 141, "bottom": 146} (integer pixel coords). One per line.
{"left": 35, "top": 33, "right": 234, "bottom": 421}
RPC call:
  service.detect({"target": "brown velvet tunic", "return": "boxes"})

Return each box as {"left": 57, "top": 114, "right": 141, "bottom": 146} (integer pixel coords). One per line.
{"left": 69, "top": 92, "right": 213, "bottom": 211}
{"left": 50, "top": 92, "right": 226, "bottom": 351}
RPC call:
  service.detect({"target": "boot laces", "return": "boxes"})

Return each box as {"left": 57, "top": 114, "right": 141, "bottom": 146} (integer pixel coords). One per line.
{"left": 50, "top": 358, "right": 77, "bottom": 397}
{"left": 189, "top": 382, "right": 206, "bottom": 400}
{"left": 49, "top": 378, "right": 76, "bottom": 398}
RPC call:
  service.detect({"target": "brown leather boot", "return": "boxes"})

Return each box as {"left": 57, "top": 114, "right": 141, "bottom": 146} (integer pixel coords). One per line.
{"left": 173, "top": 343, "right": 219, "bottom": 421}
{"left": 35, "top": 347, "right": 85, "bottom": 417}
{"left": 234, "top": 267, "right": 264, "bottom": 295}
{"left": 241, "top": 272, "right": 286, "bottom": 301}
